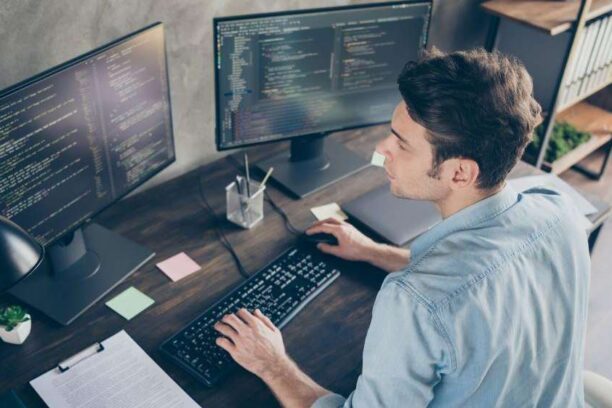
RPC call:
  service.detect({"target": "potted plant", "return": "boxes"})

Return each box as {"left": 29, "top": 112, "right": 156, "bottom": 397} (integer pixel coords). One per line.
{"left": 0, "top": 305, "right": 31, "bottom": 345}
{"left": 527, "top": 121, "right": 591, "bottom": 163}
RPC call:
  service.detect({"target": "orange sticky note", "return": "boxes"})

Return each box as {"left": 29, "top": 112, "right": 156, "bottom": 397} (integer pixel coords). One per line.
{"left": 156, "top": 252, "right": 201, "bottom": 282}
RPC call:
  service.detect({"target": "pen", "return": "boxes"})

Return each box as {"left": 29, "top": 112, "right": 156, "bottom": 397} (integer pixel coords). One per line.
{"left": 234, "top": 175, "right": 247, "bottom": 223}
{"left": 244, "top": 153, "right": 251, "bottom": 197}
{"left": 254, "top": 167, "right": 274, "bottom": 196}
{"left": 235, "top": 175, "right": 243, "bottom": 195}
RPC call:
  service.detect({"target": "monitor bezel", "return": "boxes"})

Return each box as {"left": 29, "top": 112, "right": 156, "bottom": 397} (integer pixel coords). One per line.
{"left": 0, "top": 22, "right": 176, "bottom": 247}
{"left": 213, "top": 0, "right": 432, "bottom": 151}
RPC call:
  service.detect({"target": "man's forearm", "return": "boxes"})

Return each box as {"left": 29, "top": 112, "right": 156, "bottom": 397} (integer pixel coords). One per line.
{"left": 365, "top": 243, "right": 410, "bottom": 273}
{"left": 260, "top": 356, "right": 332, "bottom": 408}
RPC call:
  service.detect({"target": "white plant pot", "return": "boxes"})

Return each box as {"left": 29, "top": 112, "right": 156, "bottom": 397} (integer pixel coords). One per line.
{"left": 0, "top": 314, "right": 31, "bottom": 345}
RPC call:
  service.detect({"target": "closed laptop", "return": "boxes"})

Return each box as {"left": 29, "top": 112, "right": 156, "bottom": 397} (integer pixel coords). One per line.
{"left": 343, "top": 184, "right": 441, "bottom": 247}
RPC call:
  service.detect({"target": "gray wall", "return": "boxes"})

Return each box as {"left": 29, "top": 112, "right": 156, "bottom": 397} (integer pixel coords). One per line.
{"left": 3, "top": 0, "right": 551, "bottom": 192}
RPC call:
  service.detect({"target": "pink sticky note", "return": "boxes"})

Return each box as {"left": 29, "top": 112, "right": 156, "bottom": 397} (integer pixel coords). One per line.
{"left": 156, "top": 252, "right": 201, "bottom": 282}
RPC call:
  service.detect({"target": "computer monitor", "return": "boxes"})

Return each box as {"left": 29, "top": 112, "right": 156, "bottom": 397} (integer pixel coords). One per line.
{"left": 0, "top": 22, "right": 175, "bottom": 325}
{"left": 214, "top": 1, "right": 432, "bottom": 197}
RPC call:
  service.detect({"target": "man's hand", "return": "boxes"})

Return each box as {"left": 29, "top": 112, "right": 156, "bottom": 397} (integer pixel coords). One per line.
{"left": 215, "top": 308, "right": 332, "bottom": 408}
{"left": 214, "top": 308, "right": 288, "bottom": 379}
{"left": 305, "top": 218, "right": 378, "bottom": 262}
{"left": 306, "top": 218, "right": 411, "bottom": 273}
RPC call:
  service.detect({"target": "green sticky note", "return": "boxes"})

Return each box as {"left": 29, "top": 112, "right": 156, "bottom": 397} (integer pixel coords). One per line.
{"left": 371, "top": 151, "right": 385, "bottom": 167}
{"left": 106, "top": 287, "right": 154, "bottom": 320}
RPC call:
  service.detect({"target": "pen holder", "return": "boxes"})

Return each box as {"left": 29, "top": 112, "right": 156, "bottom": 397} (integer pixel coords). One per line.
{"left": 226, "top": 178, "right": 265, "bottom": 229}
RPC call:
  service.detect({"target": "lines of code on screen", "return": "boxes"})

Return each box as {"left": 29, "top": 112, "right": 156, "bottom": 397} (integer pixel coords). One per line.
{"left": 0, "top": 25, "right": 174, "bottom": 245}
{"left": 216, "top": 3, "right": 430, "bottom": 148}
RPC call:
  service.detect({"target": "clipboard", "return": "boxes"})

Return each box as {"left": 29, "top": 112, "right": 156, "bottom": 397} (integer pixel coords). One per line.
{"left": 57, "top": 341, "right": 104, "bottom": 373}
{"left": 30, "top": 330, "right": 199, "bottom": 408}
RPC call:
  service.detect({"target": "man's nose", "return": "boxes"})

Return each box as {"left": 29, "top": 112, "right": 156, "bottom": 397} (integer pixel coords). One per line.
{"left": 376, "top": 135, "right": 394, "bottom": 162}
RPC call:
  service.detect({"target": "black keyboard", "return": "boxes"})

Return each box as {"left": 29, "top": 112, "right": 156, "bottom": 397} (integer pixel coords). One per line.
{"left": 160, "top": 244, "right": 341, "bottom": 386}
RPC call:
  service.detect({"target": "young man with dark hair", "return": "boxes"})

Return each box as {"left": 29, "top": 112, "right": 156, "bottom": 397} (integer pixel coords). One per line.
{"left": 213, "top": 48, "right": 591, "bottom": 407}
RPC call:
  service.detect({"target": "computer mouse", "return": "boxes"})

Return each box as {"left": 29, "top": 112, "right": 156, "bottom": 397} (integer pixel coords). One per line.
{"left": 301, "top": 232, "right": 339, "bottom": 246}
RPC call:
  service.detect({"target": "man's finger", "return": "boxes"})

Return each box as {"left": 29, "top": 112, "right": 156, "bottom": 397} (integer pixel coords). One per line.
{"left": 254, "top": 309, "right": 277, "bottom": 331}
{"left": 309, "top": 217, "right": 342, "bottom": 229}
{"left": 216, "top": 337, "right": 236, "bottom": 353}
{"left": 214, "top": 322, "right": 238, "bottom": 340}
{"left": 306, "top": 220, "right": 343, "bottom": 235}
{"left": 305, "top": 223, "right": 339, "bottom": 237}
{"left": 221, "top": 313, "right": 247, "bottom": 332}
{"left": 237, "top": 308, "right": 258, "bottom": 326}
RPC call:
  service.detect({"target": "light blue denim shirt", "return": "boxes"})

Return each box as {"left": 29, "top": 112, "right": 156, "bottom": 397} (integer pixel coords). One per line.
{"left": 313, "top": 184, "right": 590, "bottom": 407}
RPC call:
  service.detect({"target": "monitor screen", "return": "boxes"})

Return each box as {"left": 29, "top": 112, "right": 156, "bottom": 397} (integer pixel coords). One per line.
{"left": 215, "top": 1, "right": 431, "bottom": 150}
{"left": 0, "top": 23, "right": 175, "bottom": 246}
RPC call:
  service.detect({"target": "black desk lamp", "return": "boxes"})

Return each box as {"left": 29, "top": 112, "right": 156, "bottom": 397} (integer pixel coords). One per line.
{"left": 0, "top": 216, "right": 44, "bottom": 293}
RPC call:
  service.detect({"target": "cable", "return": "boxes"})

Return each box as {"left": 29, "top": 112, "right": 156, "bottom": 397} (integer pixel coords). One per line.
{"left": 195, "top": 154, "right": 304, "bottom": 280}
{"left": 197, "top": 174, "right": 250, "bottom": 279}
{"left": 263, "top": 189, "right": 302, "bottom": 236}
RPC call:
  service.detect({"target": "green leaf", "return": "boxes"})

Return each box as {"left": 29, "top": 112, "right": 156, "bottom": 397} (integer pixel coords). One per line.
{"left": 0, "top": 305, "right": 29, "bottom": 331}
{"left": 528, "top": 121, "right": 591, "bottom": 162}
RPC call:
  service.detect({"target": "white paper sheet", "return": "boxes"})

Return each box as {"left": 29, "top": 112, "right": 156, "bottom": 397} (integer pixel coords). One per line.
{"left": 31, "top": 330, "right": 200, "bottom": 408}
{"left": 310, "top": 203, "right": 348, "bottom": 221}
{"left": 371, "top": 151, "right": 386, "bottom": 167}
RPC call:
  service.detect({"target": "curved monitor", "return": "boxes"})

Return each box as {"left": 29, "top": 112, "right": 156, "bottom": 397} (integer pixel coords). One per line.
{"left": 0, "top": 22, "right": 175, "bottom": 246}
{"left": 214, "top": 1, "right": 432, "bottom": 150}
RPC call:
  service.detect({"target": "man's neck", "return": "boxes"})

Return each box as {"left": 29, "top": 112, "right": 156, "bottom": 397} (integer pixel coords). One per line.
{"left": 435, "top": 184, "right": 504, "bottom": 219}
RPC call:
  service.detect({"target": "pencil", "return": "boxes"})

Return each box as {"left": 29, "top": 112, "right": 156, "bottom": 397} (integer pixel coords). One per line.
{"left": 244, "top": 153, "right": 251, "bottom": 197}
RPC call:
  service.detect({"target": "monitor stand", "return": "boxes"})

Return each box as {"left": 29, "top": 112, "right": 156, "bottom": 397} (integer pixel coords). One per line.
{"left": 255, "top": 133, "right": 369, "bottom": 198}
{"left": 9, "top": 223, "right": 154, "bottom": 326}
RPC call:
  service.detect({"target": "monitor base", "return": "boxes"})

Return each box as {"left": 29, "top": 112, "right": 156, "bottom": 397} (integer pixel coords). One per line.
{"left": 256, "top": 138, "right": 369, "bottom": 198}
{"left": 9, "top": 223, "right": 154, "bottom": 326}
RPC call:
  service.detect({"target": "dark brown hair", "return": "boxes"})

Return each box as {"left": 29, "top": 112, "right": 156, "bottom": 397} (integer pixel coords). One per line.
{"left": 397, "top": 47, "right": 542, "bottom": 190}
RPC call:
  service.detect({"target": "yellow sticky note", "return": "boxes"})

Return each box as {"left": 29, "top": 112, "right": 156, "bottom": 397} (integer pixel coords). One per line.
{"left": 310, "top": 203, "right": 348, "bottom": 222}
{"left": 371, "top": 151, "right": 385, "bottom": 167}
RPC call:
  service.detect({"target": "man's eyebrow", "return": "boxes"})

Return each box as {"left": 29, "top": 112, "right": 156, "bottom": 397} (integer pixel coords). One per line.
{"left": 391, "top": 128, "right": 409, "bottom": 144}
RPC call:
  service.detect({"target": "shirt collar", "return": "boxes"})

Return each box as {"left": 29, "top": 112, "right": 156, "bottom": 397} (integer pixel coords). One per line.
{"left": 409, "top": 183, "right": 520, "bottom": 265}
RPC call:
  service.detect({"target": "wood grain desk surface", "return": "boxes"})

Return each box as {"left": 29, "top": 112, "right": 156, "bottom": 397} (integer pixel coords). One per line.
{"left": 1, "top": 124, "right": 609, "bottom": 407}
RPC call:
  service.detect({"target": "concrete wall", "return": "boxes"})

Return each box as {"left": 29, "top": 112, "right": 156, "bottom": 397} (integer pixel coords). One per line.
{"left": 3, "top": 0, "right": 549, "bottom": 192}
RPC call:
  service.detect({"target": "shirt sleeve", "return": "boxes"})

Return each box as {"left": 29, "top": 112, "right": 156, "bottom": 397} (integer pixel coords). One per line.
{"left": 311, "top": 280, "right": 451, "bottom": 408}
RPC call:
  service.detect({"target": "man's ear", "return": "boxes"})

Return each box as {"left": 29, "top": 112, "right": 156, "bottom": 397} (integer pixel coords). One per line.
{"left": 448, "top": 158, "right": 480, "bottom": 190}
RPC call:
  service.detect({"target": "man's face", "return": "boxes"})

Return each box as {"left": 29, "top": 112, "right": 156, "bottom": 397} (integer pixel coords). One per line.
{"left": 376, "top": 102, "right": 449, "bottom": 201}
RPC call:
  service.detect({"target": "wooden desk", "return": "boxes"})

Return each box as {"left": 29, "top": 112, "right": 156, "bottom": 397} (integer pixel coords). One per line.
{"left": 1, "top": 125, "right": 609, "bottom": 407}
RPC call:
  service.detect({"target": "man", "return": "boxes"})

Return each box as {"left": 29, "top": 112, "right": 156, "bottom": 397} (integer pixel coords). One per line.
{"left": 213, "top": 48, "right": 591, "bottom": 407}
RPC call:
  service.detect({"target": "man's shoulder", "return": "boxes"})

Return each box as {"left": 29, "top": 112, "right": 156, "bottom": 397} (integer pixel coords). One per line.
{"left": 519, "top": 185, "right": 588, "bottom": 222}
{"left": 397, "top": 187, "right": 580, "bottom": 309}
{"left": 513, "top": 185, "right": 589, "bottom": 241}
{"left": 380, "top": 274, "right": 434, "bottom": 311}
{"left": 396, "top": 226, "right": 516, "bottom": 309}
{"left": 388, "top": 256, "right": 475, "bottom": 311}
